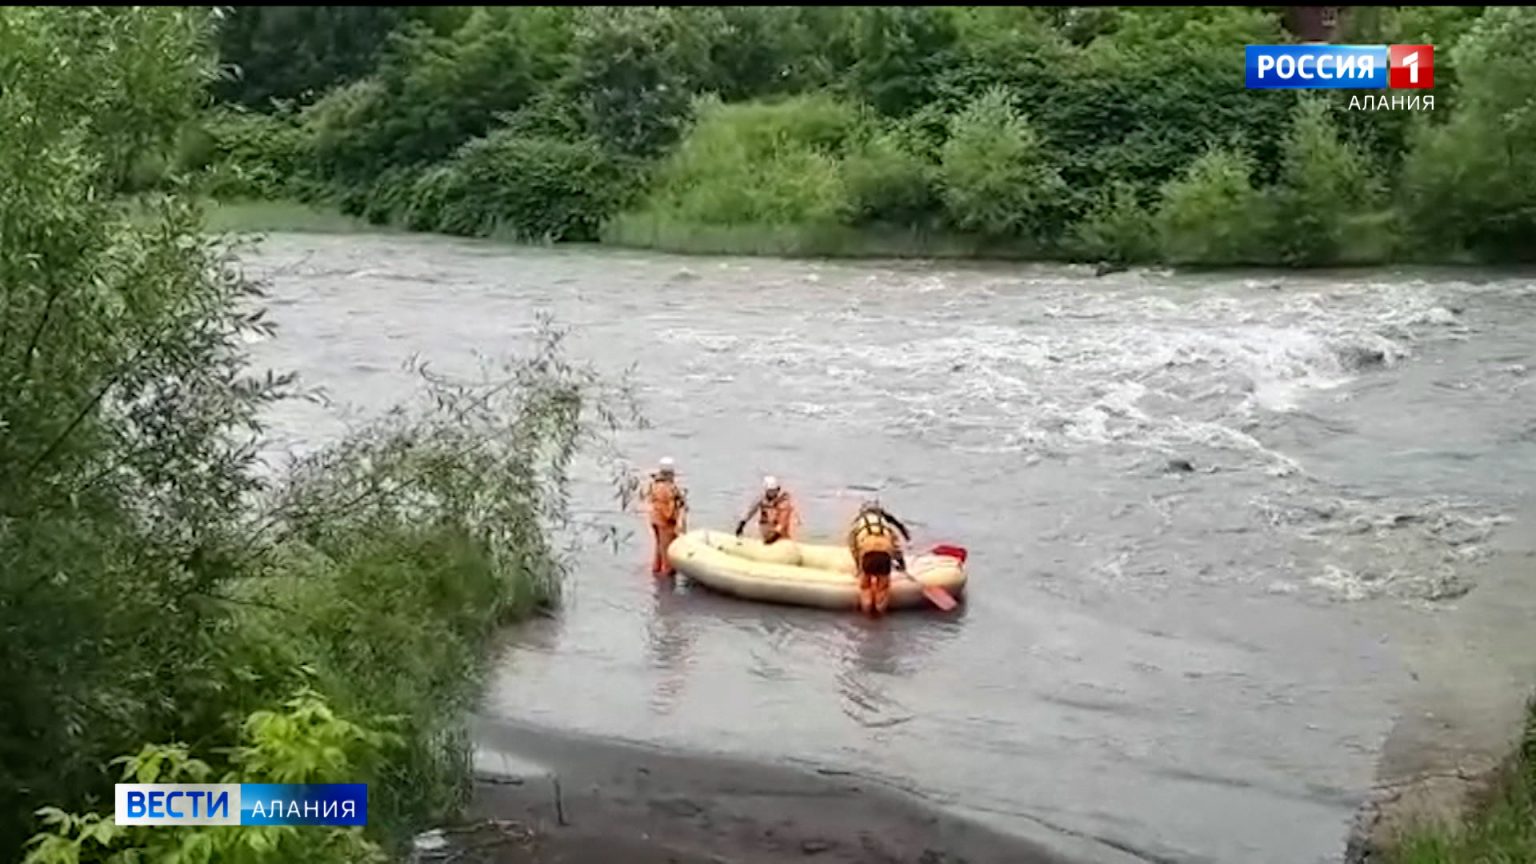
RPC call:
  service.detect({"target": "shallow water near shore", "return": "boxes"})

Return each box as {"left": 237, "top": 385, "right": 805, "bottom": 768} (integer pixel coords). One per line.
{"left": 242, "top": 233, "right": 1536, "bottom": 864}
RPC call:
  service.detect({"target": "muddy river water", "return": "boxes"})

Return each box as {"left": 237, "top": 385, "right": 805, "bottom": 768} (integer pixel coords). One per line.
{"left": 243, "top": 233, "right": 1536, "bottom": 864}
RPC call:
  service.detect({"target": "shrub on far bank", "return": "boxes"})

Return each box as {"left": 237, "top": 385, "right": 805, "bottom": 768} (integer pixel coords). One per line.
{"left": 1397, "top": 7, "right": 1536, "bottom": 262}
{"left": 1155, "top": 146, "right": 1272, "bottom": 266}
{"left": 189, "top": 4, "right": 1536, "bottom": 269}
{"left": 1271, "top": 98, "right": 1393, "bottom": 266}
{"left": 841, "top": 130, "right": 938, "bottom": 227}
{"left": 1070, "top": 181, "right": 1158, "bottom": 265}
{"left": 938, "top": 87, "right": 1066, "bottom": 242}
{"left": 434, "top": 132, "right": 636, "bottom": 241}
{"left": 628, "top": 94, "right": 865, "bottom": 229}
{"left": 185, "top": 107, "right": 314, "bottom": 200}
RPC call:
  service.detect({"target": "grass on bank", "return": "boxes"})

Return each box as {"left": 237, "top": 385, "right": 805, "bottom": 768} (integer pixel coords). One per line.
{"left": 203, "top": 198, "right": 377, "bottom": 233}
{"left": 1387, "top": 701, "right": 1536, "bottom": 864}
{"left": 195, "top": 199, "right": 1051, "bottom": 260}
{"left": 123, "top": 197, "right": 375, "bottom": 234}
{"left": 602, "top": 212, "right": 1044, "bottom": 260}
{"left": 188, "top": 198, "right": 1047, "bottom": 260}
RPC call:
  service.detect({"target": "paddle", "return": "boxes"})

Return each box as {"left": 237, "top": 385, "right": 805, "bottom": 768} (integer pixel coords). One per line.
{"left": 897, "top": 543, "right": 966, "bottom": 612}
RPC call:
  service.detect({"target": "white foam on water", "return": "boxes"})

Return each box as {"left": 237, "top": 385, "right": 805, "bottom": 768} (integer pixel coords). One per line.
{"left": 735, "top": 274, "right": 1472, "bottom": 472}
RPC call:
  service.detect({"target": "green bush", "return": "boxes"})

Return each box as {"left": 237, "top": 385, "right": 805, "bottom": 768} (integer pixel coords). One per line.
{"left": 557, "top": 7, "right": 705, "bottom": 159}
{"left": 843, "top": 7, "right": 963, "bottom": 117}
{"left": 938, "top": 87, "right": 1066, "bottom": 241}
{"left": 1070, "top": 181, "right": 1158, "bottom": 264}
{"left": 1271, "top": 98, "right": 1391, "bottom": 265}
{"left": 24, "top": 693, "right": 396, "bottom": 864}
{"left": 1155, "top": 146, "right": 1272, "bottom": 266}
{"left": 1043, "top": 7, "right": 1293, "bottom": 202}
{"left": 302, "top": 77, "right": 391, "bottom": 187}
{"left": 1, "top": 10, "right": 273, "bottom": 849}
{"left": 193, "top": 107, "right": 313, "bottom": 200}
{"left": 632, "top": 94, "right": 864, "bottom": 228}
{"left": 841, "top": 129, "right": 938, "bottom": 226}
{"left": 1398, "top": 7, "right": 1536, "bottom": 261}
{"left": 433, "top": 131, "right": 634, "bottom": 241}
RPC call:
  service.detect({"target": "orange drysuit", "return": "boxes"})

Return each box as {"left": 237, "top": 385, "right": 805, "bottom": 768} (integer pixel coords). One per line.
{"left": 847, "top": 508, "right": 907, "bottom": 616}
{"left": 647, "top": 475, "right": 686, "bottom": 577}
{"left": 740, "top": 491, "right": 798, "bottom": 543}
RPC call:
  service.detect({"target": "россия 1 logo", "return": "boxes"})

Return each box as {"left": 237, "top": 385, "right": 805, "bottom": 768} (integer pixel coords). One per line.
{"left": 1245, "top": 44, "right": 1434, "bottom": 110}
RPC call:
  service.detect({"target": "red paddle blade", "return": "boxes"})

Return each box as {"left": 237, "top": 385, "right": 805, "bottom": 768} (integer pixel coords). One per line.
{"left": 929, "top": 543, "right": 968, "bottom": 564}
{"left": 922, "top": 585, "right": 959, "bottom": 611}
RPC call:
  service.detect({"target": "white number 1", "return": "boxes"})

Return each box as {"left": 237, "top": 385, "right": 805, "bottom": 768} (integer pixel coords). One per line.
{"left": 1403, "top": 51, "right": 1419, "bottom": 84}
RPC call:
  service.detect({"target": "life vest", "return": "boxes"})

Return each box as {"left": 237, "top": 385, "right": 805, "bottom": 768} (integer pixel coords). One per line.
{"left": 758, "top": 492, "right": 794, "bottom": 535}
{"left": 648, "top": 477, "right": 684, "bottom": 526}
{"left": 849, "top": 510, "right": 896, "bottom": 556}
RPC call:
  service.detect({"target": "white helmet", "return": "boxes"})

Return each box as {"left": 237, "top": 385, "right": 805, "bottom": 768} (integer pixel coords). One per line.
{"left": 763, "top": 475, "right": 780, "bottom": 492}
{"left": 658, "top": 456, "right": 675, "bottom": 474}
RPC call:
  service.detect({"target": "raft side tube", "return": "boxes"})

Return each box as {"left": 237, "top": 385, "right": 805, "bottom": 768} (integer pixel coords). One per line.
{"left": 666, "top": 529, "right": 966, "bottom": 611}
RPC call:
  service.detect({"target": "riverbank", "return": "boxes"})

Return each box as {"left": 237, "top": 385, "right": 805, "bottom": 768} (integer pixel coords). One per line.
{"left": 1344, "top": 512, "right": 1536, "bottom": 864}
{"left": 1382, "top": 702, "right": 1535, "bottom": 864}
{"left": 205, "top": 199, "right": 1473, "bottom": 269}
{"left": 427, "top": 716, "right": 1152, "bottom": 864}
{"left": 205, "top": 199, "right": 1038, "bottom": 261}
{"left": 602, "top": 212, "right": 1039, "bottom": 261}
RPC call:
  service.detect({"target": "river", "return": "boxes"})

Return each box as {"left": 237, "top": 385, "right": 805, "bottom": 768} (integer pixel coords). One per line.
{"left": 242, "top": 232, "right": 1536, "bottom": 864}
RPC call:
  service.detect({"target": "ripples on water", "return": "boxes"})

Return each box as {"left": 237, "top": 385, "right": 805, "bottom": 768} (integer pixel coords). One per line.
{"left": 242, "top": 235, "right": 1536, "bottom": 864}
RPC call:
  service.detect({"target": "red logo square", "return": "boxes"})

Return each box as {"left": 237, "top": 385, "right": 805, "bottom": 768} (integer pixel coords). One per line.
{"left": 1389, "top": 45, "right": 1434, "bottom": 89}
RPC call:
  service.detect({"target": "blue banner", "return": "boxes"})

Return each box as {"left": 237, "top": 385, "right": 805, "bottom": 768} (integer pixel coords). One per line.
{"left": 240, "top": 783, "right": 368, "bottom": 826}
{"left": 1245, "top": 45, "right": 1388, "bottom": 89}
{"left": 117, "top": 783, "right": 368, "bottom": 826}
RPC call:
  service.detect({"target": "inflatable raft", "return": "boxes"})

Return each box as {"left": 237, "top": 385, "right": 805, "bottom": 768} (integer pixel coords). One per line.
{"left": 666, "top": 529, "right": 967, "bottom": 611}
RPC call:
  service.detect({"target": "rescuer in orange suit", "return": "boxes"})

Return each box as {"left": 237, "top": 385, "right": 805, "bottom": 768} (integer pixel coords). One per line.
{"left": 735, "top": 475, "right": 798, "bottom": 544}
{"left": 846, "top": 498, "right": 912, "bottom": 617}
{"left": 645, "top": 457, "right": 687, "bottom": 577}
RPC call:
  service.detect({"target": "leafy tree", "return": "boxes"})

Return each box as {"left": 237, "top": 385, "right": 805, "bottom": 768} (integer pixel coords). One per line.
{"left": 308, "top": 7, "right": 575, "bottom": 182}
{"left": 213, "top": 6, "right": 417, "bottom": 108}
{"left": 685, "top": 6, "right": 836, "bottom": 102}
{"left": 556, "top": 7, "right": 706, "bottom": 159}
{"left": 938, "top": 87, "right": 1066, "bottom": 240}
{"left": 635, "top": 95, "right": 863, "bottom": 227}
{"left": 1155, "top": 146, "right": 1272, "bottom": 265}
{"left": 843, "top": 6, "right": 963, "bottom": 116}
{"left": 841, "top": 129, "right": 938, "bottom": 226}
{"left": 0, "top": 6, "right": 287, "bottom": 848}
{"left": 1399, "top": 6, "right": 1536, "bottom": 259}
{"left": 1051, "top": 7, "right": 1293, "bottom": 201}
{"left": 1071, "top": 181, "right": 1159, "bottom": 264}
{"left": 1, "top": 8, "right": 642, "bottom": 859}
{"left": 1272, "top": 98, "right": 1388, "bottom": 265}
{"left": 435, "top": 131, "right": 634, "bottom": 241}
{"left": 23, "top": 692, "right": 395, "bottom": 864}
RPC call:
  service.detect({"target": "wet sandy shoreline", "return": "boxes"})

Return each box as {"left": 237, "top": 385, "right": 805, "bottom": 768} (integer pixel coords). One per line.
{"left": 442, "top": 716, "right": 1154, "bottom": 864}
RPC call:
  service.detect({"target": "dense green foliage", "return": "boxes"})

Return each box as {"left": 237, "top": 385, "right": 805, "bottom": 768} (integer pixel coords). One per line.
{"left": 2, "top": 6, "right": 638, "bottom": 861}
{"left": 197, "top": 5, "right": 1536, "bottom": 265}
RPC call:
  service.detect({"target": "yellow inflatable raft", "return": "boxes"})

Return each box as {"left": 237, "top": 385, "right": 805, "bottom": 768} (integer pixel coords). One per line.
{"left": 666, "top": 529, "right": 967, "bottom": 611}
